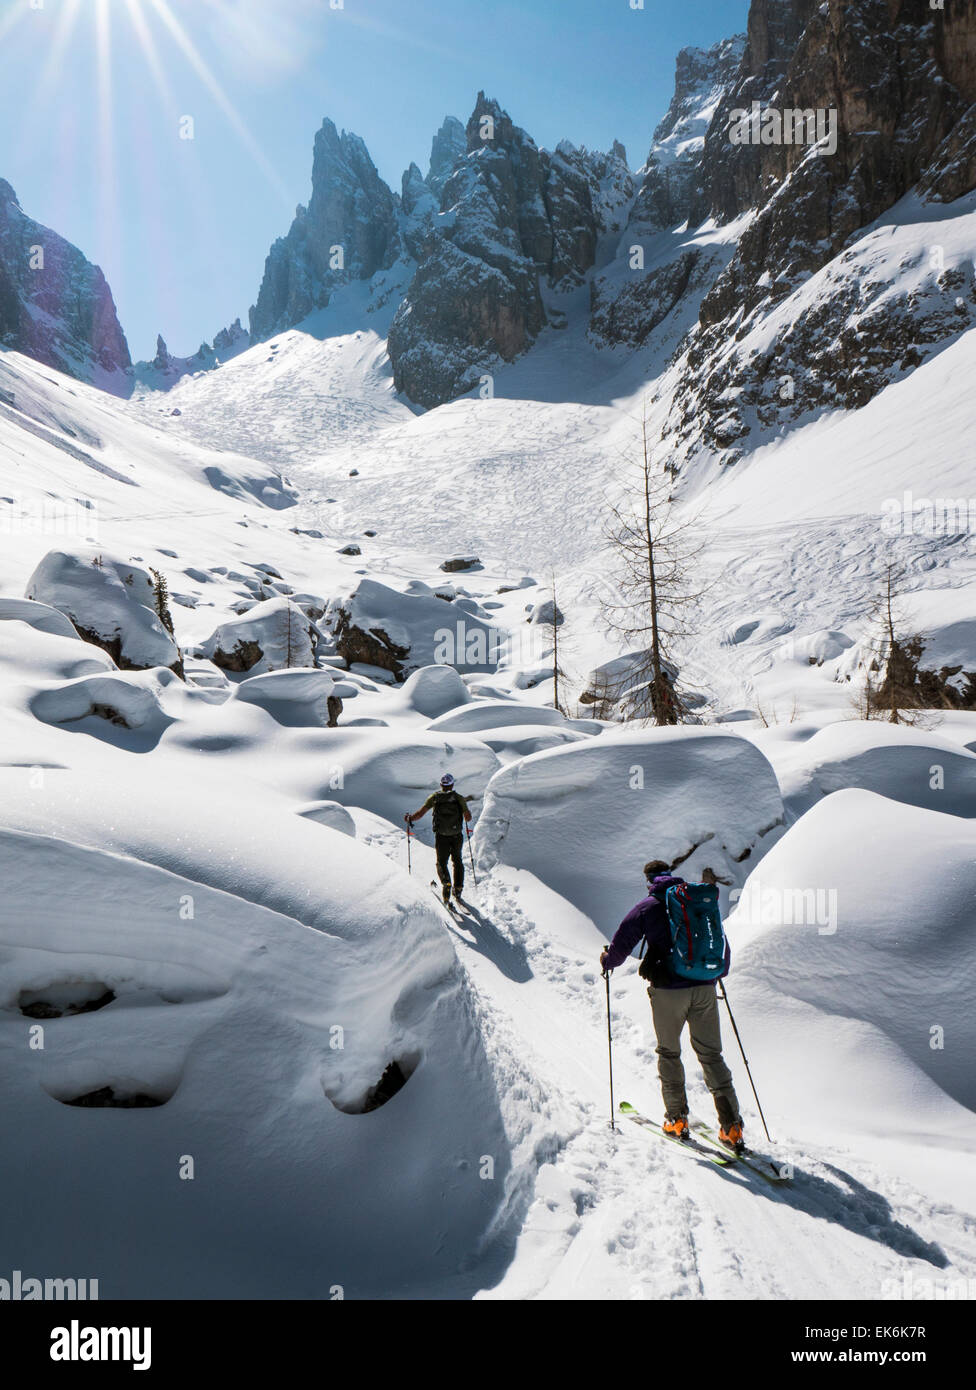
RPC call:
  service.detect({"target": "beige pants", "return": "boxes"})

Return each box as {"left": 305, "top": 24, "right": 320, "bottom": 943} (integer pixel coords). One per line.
{"left": 647, "top": 983, "right": 741, "bottom": 1126}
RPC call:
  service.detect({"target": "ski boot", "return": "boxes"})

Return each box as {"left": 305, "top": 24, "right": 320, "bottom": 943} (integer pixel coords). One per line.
{"left": 441, "top": 884, "right": 452, "bottom": 905}
{"left": 718, "top": 1120, "right": 745, "bottom": 1154}
{"left": 663, "top": 1115, "right": 691, "bottom": 1142}
{"left": 452, "top": 886, "right": 465, "bottom": 907}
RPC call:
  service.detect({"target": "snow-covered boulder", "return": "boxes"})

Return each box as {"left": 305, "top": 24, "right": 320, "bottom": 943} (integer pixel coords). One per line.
{"left": 29, "top": 669, "right": 182, "bottom": 732}
{"left": 527, "top": 598, "right": 564, "bottom": 627}
{"left": 199, "top": 597, "right": 320, "bottom": 675}
{"left": 427, "top": 701, "right": 566, "bottom": 734}
{"left": 578, "top": 649, "right": 678, "bottom": 715}
{"left": 773, "top": 722, "right": 976, "bottom": 820}
{"left": 296, "top": 800, "right": 356, "bottom": 836}
{"left": 0, "top": 596, "right": 80, "bottom": 640}
{"left": 25, "top": 548, "right": 183, "bottom": 676}
{"left": 280, "top": 729, "right": 501, "bottom": 828}
{"left": 233, "top": 669, "right": 357, "bottom": 727}
{"left": 0, "top": 800, "right": 518, "bottom": 1296}
{"left": 474, "top": 728, "right": 784, "bottom": 928}
{"left": 327, "top": 579, "right": 503, "bottom": 681}
{"left": 0, "top": 616, "right": 115, "bottom": 683}
{"left": 477, "top": 726, "right": 588, "bottom": 760}
{"left": 728, "top": 790, "right": 976, "bottom": 1113}
{"left": 399, "top": 664, "right": 471, "bottom": 718}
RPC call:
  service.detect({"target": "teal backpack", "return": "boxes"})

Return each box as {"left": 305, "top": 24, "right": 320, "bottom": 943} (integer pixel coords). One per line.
{"left": 664, "top": 882, "right": 727, "bottom": 982}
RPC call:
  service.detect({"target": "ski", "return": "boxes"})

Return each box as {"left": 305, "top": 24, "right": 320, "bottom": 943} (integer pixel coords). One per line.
{"left": 429, "top": 880, "right": 467, "bottom": 917}
{"left": 618, "top": 1102, "right": 736, "bottom": 1169}
{"left": 429, "top": 880, "right": 457, "bottom": 912}
{"left": 690, "top": 1119, "right": 792, "bottom": 1186}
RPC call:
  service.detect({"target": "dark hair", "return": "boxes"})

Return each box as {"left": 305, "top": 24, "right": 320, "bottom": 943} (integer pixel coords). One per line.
{"left": 643, "top": 859, "right": 670, "bottom": 881}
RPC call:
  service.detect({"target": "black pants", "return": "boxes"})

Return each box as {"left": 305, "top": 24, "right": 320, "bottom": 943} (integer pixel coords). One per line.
{"left": 435, "top": 834, "right": 464, "bottom": 892}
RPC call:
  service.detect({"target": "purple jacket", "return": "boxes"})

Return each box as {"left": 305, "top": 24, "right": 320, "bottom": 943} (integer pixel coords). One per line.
{"left": 604, "top": 874, "right": 730, "bottom": 988}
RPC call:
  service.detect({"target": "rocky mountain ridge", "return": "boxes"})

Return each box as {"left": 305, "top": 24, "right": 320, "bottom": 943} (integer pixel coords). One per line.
{"left": 0, "top": 179, "right": 131, "bottom": 395}
{"left": 6, "top": 0, "right": 976, "bottom": 468}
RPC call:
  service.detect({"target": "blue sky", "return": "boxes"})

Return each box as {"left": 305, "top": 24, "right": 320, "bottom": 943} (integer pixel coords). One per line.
{"left": 0, "top": 0, "right": 749, "bottom": 360}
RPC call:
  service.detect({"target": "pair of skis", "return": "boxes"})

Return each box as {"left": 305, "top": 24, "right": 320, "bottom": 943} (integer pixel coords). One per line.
{"left": 430, "top": 880, "right": 471, "bottom": 918}
{"left": 618, "top": 1101, "right": 790, "bottom": 1186}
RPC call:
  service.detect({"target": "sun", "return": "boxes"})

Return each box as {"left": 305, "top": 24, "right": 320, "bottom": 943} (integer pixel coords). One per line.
{"left": 19, "top": 0, "right": 292, "bottom": 206}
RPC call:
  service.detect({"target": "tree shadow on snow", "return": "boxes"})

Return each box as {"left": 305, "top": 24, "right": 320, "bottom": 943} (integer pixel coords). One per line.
{"left": 449, "top": 903, "right": 533, "bottom": 984}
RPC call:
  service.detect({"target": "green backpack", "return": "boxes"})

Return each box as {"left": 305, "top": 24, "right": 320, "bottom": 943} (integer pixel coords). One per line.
{"left": 432, "top": 790, "right": 464, "bottom": 837}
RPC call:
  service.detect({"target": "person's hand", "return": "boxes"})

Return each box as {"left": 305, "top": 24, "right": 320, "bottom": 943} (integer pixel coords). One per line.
{"left": 404, "top": 814, "right": 413, "bottom": 825}
{"left": 600, "top": 950, "right": 610, "bottom": 973}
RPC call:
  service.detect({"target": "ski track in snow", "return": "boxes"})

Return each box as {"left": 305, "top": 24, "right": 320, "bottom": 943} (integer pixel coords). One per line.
{"left": 362, "top": 834, "right": 976, "bottom": 1300}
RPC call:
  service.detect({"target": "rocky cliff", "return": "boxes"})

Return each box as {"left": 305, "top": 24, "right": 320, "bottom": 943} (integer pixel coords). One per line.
{"left": 249, "top": 119, "right": 399, "bottom": 342}
{"left": 388, "top": 93, "right": 634, "bottom": 407}
{"left": 0, "top": 180, "right": 131, "bottom": 394}
{"left": 663, "top": 0, "right": 976, "bottom": 463}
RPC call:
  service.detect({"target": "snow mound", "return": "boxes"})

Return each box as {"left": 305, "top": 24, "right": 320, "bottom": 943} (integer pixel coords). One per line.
{"left": 281, "top": 728, "right": 502, "bottom": 828}
{"left": 233, "top": 668, "right": 356, "bottom": 727}
{"left": 29, "top": 670, "right": 176, "bottom": 732}
{"left": 478, "top": 726, "right": 589, "bottom": 759}
{"left": 0, "top": 596, "right": 80, "bottom": 640}
{"left": 900, "top": 587, "right": 976, "bottom": 677}
{"left": 0, "top": 824, "right": 517, "bottom": 1296}
{"left": 296, "top": 800, "right": 356, "bottom": 836}
{"left": 0, "top": 618, "right": 115, "bottom": 682}
{"left": 427, "top": 701, "right": 565, "bottom": 734}
{"left": 199, "top": 597, "right": 319, "bottom": 675}
{"left": 399, "top": 664, "right": 471, "bottom": 718}
{"left": 729, "top": 790, "right": 976, "bottom": 1111}
{"left": 475, "top": 727, "right": 784, "bottom": 928}
{"left": 25, "top": 547, "right": 182, "bottom": 674}
{"left": 774, "top": 721, "right": 976, "bottom": 819}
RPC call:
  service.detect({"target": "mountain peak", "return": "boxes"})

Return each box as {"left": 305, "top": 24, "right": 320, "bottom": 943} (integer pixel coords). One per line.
{"left": 0, "top": 179, "right": 131, "bottom": 392}
{"left": 249, "top": 119, "right": 397, "bottom": 343}
{"left": 427, "top": 116, "right": 466, "bottom": 197}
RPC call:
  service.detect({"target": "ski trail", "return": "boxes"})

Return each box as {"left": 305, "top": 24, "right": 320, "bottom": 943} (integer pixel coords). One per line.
{"left": 378, "top": 855, "right": 976, "bottom": 1299}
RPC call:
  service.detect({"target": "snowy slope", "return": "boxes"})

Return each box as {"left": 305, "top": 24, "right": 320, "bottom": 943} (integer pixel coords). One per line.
{"left": 3, "top": 166, "right": 976, "bottom": 1299}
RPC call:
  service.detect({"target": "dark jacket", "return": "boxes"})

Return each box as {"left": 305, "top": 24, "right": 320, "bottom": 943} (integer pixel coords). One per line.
{"left": 604, "top": 874, "right": 731, "bottom": 989}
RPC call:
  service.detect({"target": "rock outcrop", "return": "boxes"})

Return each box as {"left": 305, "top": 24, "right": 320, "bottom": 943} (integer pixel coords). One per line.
{"left": 249, "top": 120, "right": 399, "bottom": 342}
{"left": 26, "top": 549, "right": 183, "bottom": 678}
{"left": 662, "top": 0, "right": 976, "bottom": 463}
{"left": 0, "top": 180, "right": 131, "bottom": 393}
{"left": 629, "top": 36, "right": 747, "bottom": 235}
{"left": 388, "top": 93, "right": 636, "bottom": 407}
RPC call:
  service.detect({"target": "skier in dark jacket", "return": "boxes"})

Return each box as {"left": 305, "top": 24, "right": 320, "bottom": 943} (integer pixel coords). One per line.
{"left": 601, "top": 860, "right": 743, "bottom": 1150}
{"left": 406, "top": 773, "right": 472, "bottom": 904}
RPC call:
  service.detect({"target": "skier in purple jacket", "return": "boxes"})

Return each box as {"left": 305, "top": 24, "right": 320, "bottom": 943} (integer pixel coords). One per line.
{"left": 600, "top": 860, "right": 743, "bottom": 1149}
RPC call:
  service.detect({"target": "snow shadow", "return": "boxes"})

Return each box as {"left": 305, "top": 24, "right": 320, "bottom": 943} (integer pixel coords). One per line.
{"left": 450, "top": 903, "right": 532, "bottom": 983}
{"left": 722, "top": 1156, "right": 949, "bottom": 1269}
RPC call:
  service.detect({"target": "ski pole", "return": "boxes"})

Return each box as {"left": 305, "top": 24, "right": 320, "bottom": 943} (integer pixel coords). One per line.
{"left": 464, "top": 821, "right": 478, "bottom": 888}
{"left": 718, "top": 980, "right": 772, "bottom": 1143}
{"left": 404, "top": 815, "right": 413, "bottom": 876}
{"left": 603, "top": 952, "right": 615, "bottom": 1132}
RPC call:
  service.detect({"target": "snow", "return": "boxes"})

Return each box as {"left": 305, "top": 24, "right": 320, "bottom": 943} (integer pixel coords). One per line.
{"left": 758, "top": 721, "right": 976, "bottom": 821}
{"left": 0, "top": 825, "right": 522, "bottom": 1297}
{"left": 3, "top": 181, "right": 976, "bottom": 1300}
{"left": 475, "top": 728, "right": 785, "bottom": 927}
